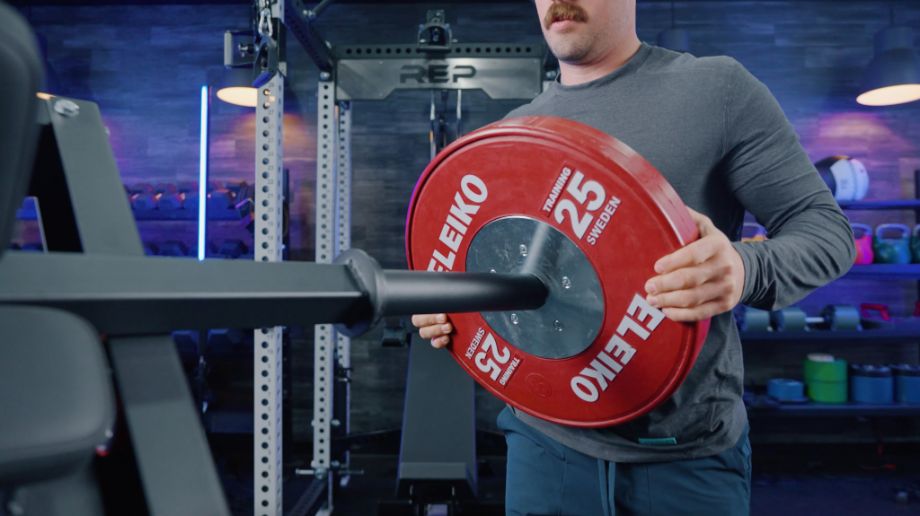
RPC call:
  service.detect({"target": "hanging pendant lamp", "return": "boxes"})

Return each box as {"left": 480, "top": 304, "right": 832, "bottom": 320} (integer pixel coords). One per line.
{"left": 856, "top": 5, "right": 920, "bottom": 106}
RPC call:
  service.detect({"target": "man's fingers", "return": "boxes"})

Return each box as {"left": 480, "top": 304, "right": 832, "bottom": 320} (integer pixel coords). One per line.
{"left": 431, "top": 336, "right": 451, "bottom": 349}
{"left": 662, "top": 300, "right": 732, "bottom": 322}
{"left": 647, "top": 280, "right": 726, "bottom": 310}
{"left": 645, "top": 262, "right": 720, "bottom": 295}
{"left": 418, "top": 322, "right": 452, "bottom": 340}
{"left": 410, "top": 313, "right": 447, "bottom": 328}
{"left": 652, "top": 237, "right": 718, "bottom": 276}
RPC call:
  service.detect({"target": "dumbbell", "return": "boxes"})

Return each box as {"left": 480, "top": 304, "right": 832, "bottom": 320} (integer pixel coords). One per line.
{"left": 228, "top": 180, "right": 254, "bottom": 203}
{"left": 129, "top": 183, "right": 157, "bottom": 211}
{"left": 184, "top": 191, "right": 200, "bottom": 213}
{"left": 770, "top": 305, "right": 861, "bottom": 331}
{"left": 735, "top": 305, "right": 772, "bottom": 332}
{"left": 207, "top": 189, "right": 236, "bottom": 214}
{"left": 155, "top": 183, "right": 182, "bottom": 213}
{"left": 174, "top": 184, "right": 194, "bottom": 214}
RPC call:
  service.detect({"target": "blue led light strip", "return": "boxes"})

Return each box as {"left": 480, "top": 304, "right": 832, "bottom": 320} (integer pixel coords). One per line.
{"left": 198, "top": 85, "right": 209, "bottom": 260}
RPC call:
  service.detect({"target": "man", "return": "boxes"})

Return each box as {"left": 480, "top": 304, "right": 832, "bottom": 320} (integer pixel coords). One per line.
{"left": 413, "top": 0, "right": 854, "bottom": 514}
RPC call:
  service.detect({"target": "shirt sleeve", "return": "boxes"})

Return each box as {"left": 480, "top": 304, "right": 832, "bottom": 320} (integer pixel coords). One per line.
{"left": 721, "top": 59, "right": 855, "bottom": 310}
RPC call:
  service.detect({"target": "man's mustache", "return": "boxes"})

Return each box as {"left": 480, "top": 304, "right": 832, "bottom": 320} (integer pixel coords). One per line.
{"left": 544, "top": 2, "right": 589, "bottom": 29}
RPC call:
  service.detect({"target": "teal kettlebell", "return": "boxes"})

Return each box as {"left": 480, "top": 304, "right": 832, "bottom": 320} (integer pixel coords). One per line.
{"left": 874, "top": 223, "right": 911, "bottom": 264}
{"left": 912, "top": 225, "right": 920, "bottom": 263}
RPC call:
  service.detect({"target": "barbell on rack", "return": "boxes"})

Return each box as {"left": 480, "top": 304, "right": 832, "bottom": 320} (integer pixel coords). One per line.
{"left": 1, "top": 117, "right": 708, "bottom": 427}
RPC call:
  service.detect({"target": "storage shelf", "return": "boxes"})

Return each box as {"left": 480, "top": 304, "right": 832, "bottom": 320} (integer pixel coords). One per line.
{"left": 741, "top": 325, "right": 920, "bottom": 344}
{"left": 131, "top": 210, "right": 246, "bottom": 221}
{"left": 839, "top": 200, "right": 920, "bottom": 210}
{"left": 747, "top": 402, "right": 920, "bottom": 417}
{"left": 845, "top": 264, "right": 920, "bottom": 279}
{"left": 751, "top": 191, "right": 920, "bottom": 420}
{"left": 16, "top": 208, "right": 245, "bottom": 221}
{"left": 15, "top": 197, "right": 247, "bottom": 221}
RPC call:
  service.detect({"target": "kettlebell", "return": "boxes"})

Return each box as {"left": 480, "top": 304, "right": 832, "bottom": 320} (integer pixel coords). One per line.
{"left": 911, "top": 225, "right": 920, "bottom": 263}
{"left": 851, "top": 223, "right": 874, "bottom": 265}
{"left": 874, "top": 223, "right": 911, "bottom": 264}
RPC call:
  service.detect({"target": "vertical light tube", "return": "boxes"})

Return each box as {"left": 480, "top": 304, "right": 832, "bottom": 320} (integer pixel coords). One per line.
{"left": 198, "top": 85, "right": 209, "bottom": 260}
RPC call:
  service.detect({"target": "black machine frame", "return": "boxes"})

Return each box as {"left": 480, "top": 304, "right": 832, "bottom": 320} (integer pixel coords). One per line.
{"left": 0, "top": 95, "right": 544, "bottom": 515}
{"left": 2, "top": 1, "right": 554, "bottom": 514}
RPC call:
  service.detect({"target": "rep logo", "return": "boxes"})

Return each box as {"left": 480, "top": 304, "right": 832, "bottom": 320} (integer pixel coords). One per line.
{"left": 399, "top": 64, "right": 476, "bottom": 84}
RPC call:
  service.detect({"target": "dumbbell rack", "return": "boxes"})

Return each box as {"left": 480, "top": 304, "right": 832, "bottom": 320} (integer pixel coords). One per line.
{"left": 743, "top": 170, "right": 920, "bottom": 419}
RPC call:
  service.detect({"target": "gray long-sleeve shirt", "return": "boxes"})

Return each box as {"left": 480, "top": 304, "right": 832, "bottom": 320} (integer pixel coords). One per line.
{"left": 506, "top": 43, "right": 855, "bottom": 462}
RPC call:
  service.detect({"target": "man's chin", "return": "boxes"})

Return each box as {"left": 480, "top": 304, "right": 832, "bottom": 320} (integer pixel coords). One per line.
{"left": 548, "top": 42, "right": 591, "bottom": 64}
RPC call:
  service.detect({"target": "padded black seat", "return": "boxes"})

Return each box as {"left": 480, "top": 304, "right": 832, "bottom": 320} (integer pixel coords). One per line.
{"left": 0, "top": 306, "right": 114, "bottom": 515}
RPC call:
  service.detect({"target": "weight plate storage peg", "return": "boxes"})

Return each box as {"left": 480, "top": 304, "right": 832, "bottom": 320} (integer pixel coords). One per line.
{"left": 405, "top": 116, "right": 710, "bottom": 427}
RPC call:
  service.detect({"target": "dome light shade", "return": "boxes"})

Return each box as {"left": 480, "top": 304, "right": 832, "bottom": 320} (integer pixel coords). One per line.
{"left": 216, "top": 86, "right": 257, "bottom": 107}
{"left": 857, "top": 26, "right": 920, "bottom": 106}
{"left": 216, "top": 67, "right": 257, "bottom": 108}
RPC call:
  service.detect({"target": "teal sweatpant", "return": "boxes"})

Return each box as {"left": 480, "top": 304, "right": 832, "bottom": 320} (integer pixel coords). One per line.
{"left": 498, "top": 407, "right": 751, "bottom": 516}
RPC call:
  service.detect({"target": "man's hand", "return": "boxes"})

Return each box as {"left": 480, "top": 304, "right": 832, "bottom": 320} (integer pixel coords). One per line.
{"left": 410, "top": 313, "right": 453, "bottom": 348}
{"left": 644, "top": 208, "right": 745, "bottom": 322}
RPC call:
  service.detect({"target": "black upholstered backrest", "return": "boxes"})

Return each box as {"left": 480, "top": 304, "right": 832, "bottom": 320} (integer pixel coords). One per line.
{"left": 0, "top": 2, "right": 43, "bottom": 257}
